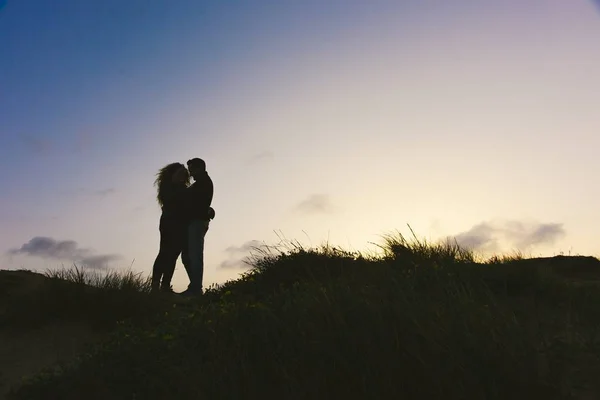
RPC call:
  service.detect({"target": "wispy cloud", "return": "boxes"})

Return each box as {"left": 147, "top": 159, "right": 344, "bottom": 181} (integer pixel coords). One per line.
{"left": 294, "top": 194, "right": 335, "bottom": 214}
{"left": 93, "top": 188, "right": 117, "bottom": 197}
{"left": 246, "top": 150, "right": 274, "bottom": 165}
{"left": 21, "top": 134, "right": 53, "bottom": 154}
{"left": 503, "top": 221, "right": 566, "bottom": 248}
{"left": 219, "top": 258, "right": 251, "bottom": 269}
{"left": 220, "top": 240, "right": 263, "bottom": 269}
{"left": 20, "top": 132, "right": 97, "bottom": 156}
{"left": 225, "top": 240, "right": 263, "bottom": 255}
{"left": 76, "top": 187, "right": 117, "bottom": 197}
{"left": 451, "top": 220, "right": 566, "bottom": 253}
{"left": 72, "top": 131, "right": 95, "bottom": 153}
{"left": 7, "top": 236, "right": 121, "bottom": 269}
{"left": 453, "top": 222, "right": 500, "bottom": 252}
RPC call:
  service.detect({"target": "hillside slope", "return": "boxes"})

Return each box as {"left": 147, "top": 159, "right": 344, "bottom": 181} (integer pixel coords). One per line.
{"left": 2, "top": 240, "right": 600, "bottom": 400}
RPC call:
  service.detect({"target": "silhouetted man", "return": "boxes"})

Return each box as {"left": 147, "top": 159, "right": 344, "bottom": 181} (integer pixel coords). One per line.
{"left": 181, "top": 157, "right": 214, "bottom": 296}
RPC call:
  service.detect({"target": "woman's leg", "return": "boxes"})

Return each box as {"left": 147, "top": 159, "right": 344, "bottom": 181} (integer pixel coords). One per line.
{"left": 161, "top": 221, "right": 187, "bottom": 290}
{"left": 152, "top": 217, "right": 181, "bottom": 291}
{"left": 160, "top": 246, "right": 180, "bottom": 291}
{"left": 152, "top": 216, "right": 167, "bottom": 291}
{"left": 151, "top": 238, "right": 167, "bottom": 291}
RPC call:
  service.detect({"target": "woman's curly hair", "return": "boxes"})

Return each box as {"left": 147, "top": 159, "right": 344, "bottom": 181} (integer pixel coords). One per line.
{"left": 154, "top": 162, "right": 189, "bottom": 207}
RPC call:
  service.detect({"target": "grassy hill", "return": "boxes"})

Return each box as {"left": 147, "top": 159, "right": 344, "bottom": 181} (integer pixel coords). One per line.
{"left": 2, "top": 234, "right": 600, "bottom": 399}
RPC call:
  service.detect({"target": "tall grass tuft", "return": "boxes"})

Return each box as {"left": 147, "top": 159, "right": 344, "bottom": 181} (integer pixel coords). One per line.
{"left": 7, "top": 233, "right": 600, "bottom": 399}
{"left": 2, "top": 265, "right": 167, "bottom": 332}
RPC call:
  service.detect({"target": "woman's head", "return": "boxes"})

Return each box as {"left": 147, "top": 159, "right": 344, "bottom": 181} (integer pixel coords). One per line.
{"left": 154, "top": 162, "right": 189, "bottom": 206}
{"left": 171, "top": 165, "right": 189, "bottom": 184}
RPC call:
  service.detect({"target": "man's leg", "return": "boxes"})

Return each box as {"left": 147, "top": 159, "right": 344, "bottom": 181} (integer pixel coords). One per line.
{"left": 186, "top": 219, "right": 208, "bottom": 293}
{"left": 181, "top": 235, "right": 192, "bottom": 282}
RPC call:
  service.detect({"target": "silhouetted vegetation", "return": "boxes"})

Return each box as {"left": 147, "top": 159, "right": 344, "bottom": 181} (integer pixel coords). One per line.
{"left": 1, "top": 266, "right": 168, "bottom": 332}
{"left": 5, "top": 233, "right": 600, "bottom": 399}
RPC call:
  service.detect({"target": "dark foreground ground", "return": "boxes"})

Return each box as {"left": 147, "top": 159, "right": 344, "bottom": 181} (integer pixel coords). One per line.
{"left": 2, "top": 237, "right": 600, "bottom": 400}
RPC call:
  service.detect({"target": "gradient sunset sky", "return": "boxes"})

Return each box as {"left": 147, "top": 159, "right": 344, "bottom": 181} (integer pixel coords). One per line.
{"left": 1, "top": 0, "right": 599, "bottom": 290}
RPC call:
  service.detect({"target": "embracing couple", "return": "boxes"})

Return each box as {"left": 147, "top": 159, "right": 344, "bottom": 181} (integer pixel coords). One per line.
{"left": 151, "top": 157, "right": 214, "bottom": 297}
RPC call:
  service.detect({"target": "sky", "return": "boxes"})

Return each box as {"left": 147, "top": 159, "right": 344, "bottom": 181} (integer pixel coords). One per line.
{"left": 1, "top": 0, "right": 599, "bottom": 290}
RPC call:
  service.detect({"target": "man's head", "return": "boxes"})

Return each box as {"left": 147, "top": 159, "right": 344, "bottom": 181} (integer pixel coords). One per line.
{"left": 187, "top": 158, "right": 206, "bottom": 180}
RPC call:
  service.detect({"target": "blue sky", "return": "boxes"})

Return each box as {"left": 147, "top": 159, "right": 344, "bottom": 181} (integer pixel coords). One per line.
{"left": 1, "top": 0, "right": 599, "bottom": 290}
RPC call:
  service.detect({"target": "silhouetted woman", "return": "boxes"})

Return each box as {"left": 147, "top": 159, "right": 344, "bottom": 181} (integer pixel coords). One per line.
{"left": 151, "top": 162, "right": 190, "bottom": 293}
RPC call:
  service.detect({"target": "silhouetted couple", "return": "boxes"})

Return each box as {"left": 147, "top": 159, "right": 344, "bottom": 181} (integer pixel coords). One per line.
{"left": 151, "top": 158, "right": 214, "bottom": 297}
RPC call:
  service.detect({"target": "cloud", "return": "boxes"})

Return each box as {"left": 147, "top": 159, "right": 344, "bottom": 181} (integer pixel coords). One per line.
{"left": 76, "top": 187, "right": 117, "bottom": 197}
{"left": 76, "top": 254, "right": 121, "bottom": 269}
{"left": 21, "top": 135, "right": 53, "bottom": 154}
{"left": 219, "top": 258, "right": 251, "bottom": 269}
{"left": 453, "top": 222, "right": 500, "bottom": 252}
{"left": 294, "top": 194, "right": 335, "bottom": 214}
{"left": 72, "top": 132, "right": 95, "bottom": 153}
{"left": 225, "top": 240, "right": 263, "bottom": 256}
{"left": 20, "top": 132, "right": 96, "bottom": 156}
{"left": 246, "top": 150, "right": 274, "bottom": 165}
{"left": 503, "top": 221, "right": 566, "bottom": 248}
{"left": 7, "top": 236, "right": 121, "bottom": 269}
{"left": 451, "top": 220, "right": 566, "bottom": 253}
{"left": 220, "top": 240, "right": 263, "bottom": 269}
{"left": 93, "top": 188, "right": 116, "bottom": 197}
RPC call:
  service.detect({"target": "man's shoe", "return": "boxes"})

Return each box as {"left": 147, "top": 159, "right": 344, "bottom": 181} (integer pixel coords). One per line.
{"left": 179, "top": 288, "right": 202, "bottom": 297}
{"left": 160, "top": 285, "right": 175, "bottom": 294}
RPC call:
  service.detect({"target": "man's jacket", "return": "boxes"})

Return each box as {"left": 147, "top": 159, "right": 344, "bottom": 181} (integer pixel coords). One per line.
{"left": 187, "top": 172, "right": 213, "bottom": 221}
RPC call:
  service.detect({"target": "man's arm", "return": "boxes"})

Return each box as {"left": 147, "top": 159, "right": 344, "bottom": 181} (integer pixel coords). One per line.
{"left": 200, "top": 176, "right": 213, "bottom": 219}
{"left": 188, "top": 175, "right": 214, "bottom": 220}
{"left": 206, "top": 176, "right": 213, "bottom": 207}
